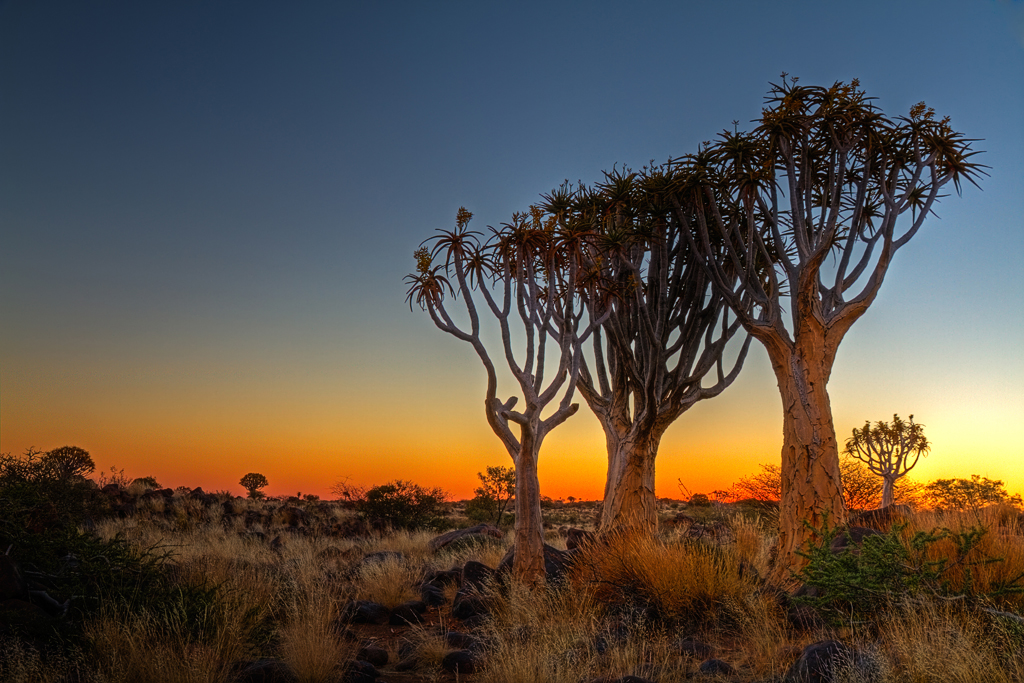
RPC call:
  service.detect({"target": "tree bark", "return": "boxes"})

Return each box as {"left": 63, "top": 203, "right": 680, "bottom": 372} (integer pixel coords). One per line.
{"left": 881, "top": 477, "right": 895, "bottom": 509}
{"left": 764, "top": 334, "right": 848, "bottom": 585}
{"left": 599, "top": 430, "right": 662, "bottom": 534}
{"left": 512, "top": 427, "right": 545, "bottom": 586}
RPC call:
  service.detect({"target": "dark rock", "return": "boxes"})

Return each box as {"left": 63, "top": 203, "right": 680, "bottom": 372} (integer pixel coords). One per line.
{"left": 394, "top": 656, "right": 419, "bottom": 671}
{"left": 461, "top": 560, "right": 495, "bottom": 588}
{"left": 420, "top": 583, "right": 446, "bottom": 607}
{"left": 344, "top": 659, "right": 380, "bottom": 683}
{"left": 389, "top": 600, "right": 427, "bottom": 626}
{"left": 850, "top": 504, "right": 911, "bottom": 531}
{"left": 829, "top": 526, "right": 883, "bottom": 555}
{"left": 784, "top": 640, "right": 854, "bottom": 683}
{"left": 361, "top": 550, "right": 404, "bottom": 566}
{"left": 497, "top": 543, "right": 573, "bottom": 582}
{"left": 222, "top": 498, "right": 242, "bottom": 516}
{"left": 441, "top": 649, "right": 482, "bottom": 675}
{"left": 451, "top": 588, "right": 489, "bottom": 620}
{"left": 278, "top": 505, "right": 307, "bottom": 527}
{"left": 356, "top": 645, "right": 389, "bottom": 667}
{"left": 344, "top": 600, "right": 390, "bottom": 625}
{"left": 429, "top": 524, "right": 504, "bottom": 552}
{"left": 425, "top": 568, "right": 462, "bottom": 589}
{"left": 229, "top": 659, "right": 298, "bottom": 683}
{"left": 566, "top": 527, "right": 596, "bottom": 550}
{"left": 699, "top": 658, "right": 735, "bottom": 676}
{"left": 101, "top": 483, "right": 121, "bottom": 495}
{"left": 679, "top": 637, "right": 714, "bottom": 659}
{"left": 0, "top": 556, "right": 27, "bottom": 601}
{"left": 446, "top": 631, "right": 482, "bottom": 650}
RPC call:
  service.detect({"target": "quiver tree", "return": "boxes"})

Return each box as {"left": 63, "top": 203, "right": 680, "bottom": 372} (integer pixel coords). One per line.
{"left": 406, "top": 207, "right": 608, "bottom": 585}
{"left": 239, "top": 472, "right": 269, "bottom": 499}
{"left": 538, "top": 171, "right": 751, "bottom": 534}
{"left": 672, "top": 76, "right": 983, "bottom": 581}
{"left": 844, "top": 413, "right": 929, "bottom": 508}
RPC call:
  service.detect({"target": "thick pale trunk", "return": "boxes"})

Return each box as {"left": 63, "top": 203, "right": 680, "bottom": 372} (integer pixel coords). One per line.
{"left": 767, "top": 341, "right": 848, "bottom": 585}
{"left": 599, "top": 432, "right": 660, "bottom": 535}
{"left": 512, "top": 429, "right": 545, "bottom": 586}
{"left": 881, "top": 477, "right": 895, "bottom": 509}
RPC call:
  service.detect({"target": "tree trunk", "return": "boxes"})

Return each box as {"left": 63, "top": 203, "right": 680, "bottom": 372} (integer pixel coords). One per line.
{"left": 765, "top": 338, "right": 848, "bottom": 585}
{"left": 512, "top": 428, "right": 545, "bottom": 586}
{"left": 881, "top": 477, "right": 895, "bottom": 509}
{"left": 599, "top": 431, "right": 661, "bottom": 535}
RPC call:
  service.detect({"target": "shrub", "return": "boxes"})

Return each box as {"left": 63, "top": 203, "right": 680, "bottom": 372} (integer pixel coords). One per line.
{"left": 356, "top": 480, "right": 449, "bottom": 531}
{"left": 923, "top": 475, "right": 1022, "bottom": 512}
{"left": 795, "top": 523, "right": 1024, "bottom": 624}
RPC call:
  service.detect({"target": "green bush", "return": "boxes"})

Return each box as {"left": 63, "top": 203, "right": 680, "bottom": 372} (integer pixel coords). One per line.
{"left": 795, "top": 523, "right": 1023, "bottom": 625}
{"left": 356, "top": 480, "right": 449, "bottom": 531}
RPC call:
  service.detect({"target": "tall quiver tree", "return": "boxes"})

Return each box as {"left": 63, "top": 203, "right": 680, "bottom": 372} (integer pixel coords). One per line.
{"left": 675, "top": 77, "right": 983, "bottom": 582}
{"left": 406, "top": 207, "right": 607, "bottom": 586}
{"left": 540, "top": 171, "right": 751, "bottom": 534}
{"left": 844, "top": 414, "right": 929, "bottom": 508}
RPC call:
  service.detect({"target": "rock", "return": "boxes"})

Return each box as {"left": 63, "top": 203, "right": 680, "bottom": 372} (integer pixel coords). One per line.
{"left": 343, "top": 600, "right": 390, "bottom": 625}
{"left": 784, "top": 640, "right": 854, "bottom": 683}
{"left": 101, "top": 483, "right": 121, "bottom": 496}
{"left": 420, "top": 583, "right": 446, "bottom": 607}
{"left": 441, "top": 649, "right": 482, "bottom": 675}
{"left": 278, "top": 506, "right": 307, "bottom": 528}
{"left": 389, "top": 600, "right": 427, "bottom": 626}
{"left": 428, "top": 523, "right": 504, "bottom": 552}
{"left": 461, "top": 560, "right": 495, "bottom": 588}
{"left": 356, "top": 645, "right": 389, "bottom": 667}
{"left": 229, "top": 659, "right": 299, "bottom": 683}
{"left": 566, "top": 527, "right": 596, "bottom": 550}
{"left": 850, "top": 504, "right": 911, "bottom": 531}
{"left": 344, "top": 659, "right": 380, "bottom": 683}
{"left": 222, "top": 498, "right": 242, "bottom": 516}
{"left": 0, "top": 556, "right": 27, "bottom": 601}
{"left": 451, "top": 588, "right": 489, "bottom": 620}
{"left": 394, "top": 656, "right": 419, "bottom": 671}
{"left": 497, "top": 543, "right": 573, "bottom": 582}
{"left": 679, "top": 637, "right": 713, "bottom": 659}
{"left": 424, "top": 568, "right": 462, "bottom": 589}
{"left": 361, "top": 550, "right": 404, "bottom": 566}
{"left": 699, "top": 658, "right": 735, "bottom": 676}
{"left": 445, "top": 631, "right": 482, "bottom": 650}
{"left": 829, "top": 526, "right": 883, "bottom": 555}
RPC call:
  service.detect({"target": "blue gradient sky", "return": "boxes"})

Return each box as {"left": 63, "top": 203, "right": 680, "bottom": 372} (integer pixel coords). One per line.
{"left": 2, "top": 1, "right": 1022, "bottom": 500}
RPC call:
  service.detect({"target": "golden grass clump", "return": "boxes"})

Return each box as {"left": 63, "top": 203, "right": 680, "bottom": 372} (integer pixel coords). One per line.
{"left": 356, "top": 553, "right": 423, "bottom": 608}
{"left": 278, "top": 591, "right": 354, "bottom": 683}
{"left": 573, "top": 532, "right": 758, "bottom": 629}
{"left": 877, "top": 596, "right": 1024, "bottom": 682}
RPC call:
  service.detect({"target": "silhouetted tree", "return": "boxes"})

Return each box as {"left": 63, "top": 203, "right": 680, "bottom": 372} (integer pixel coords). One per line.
{"left": 538, "top": 172, "right": 751, "bottom": 534}
{"left": 406, "top": 207, "right": 608, "bottom": 585}
{"left": 673, "top": 76, "right": 983, "bottom": 580}
{"left": 40, "top": 445, "right": 95, "bottom": 482}
{"left": 239, "top": 472, "right": 269, "bottom": 499}
{"left": 472, "top": 465, "right": 516, "bottom": 526}
{"left": 845, "top": 414, "right": 929, "bottom": 507}
{"left": 923, "top": 475, "right": 1021, "bottom": 512}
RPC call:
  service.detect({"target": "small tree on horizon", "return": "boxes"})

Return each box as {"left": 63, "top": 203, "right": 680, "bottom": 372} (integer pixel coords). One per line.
{"left": 40, "top": 445, "right": 95, "bottom": 482}
{"left": 844, "top": 414, "right": 930, "bottom": 508}
{"left": 472, "top": 465, "right": 516, "bottom": 527}
{"left": 239, "top": 472, "right": 269, "bottom": 499}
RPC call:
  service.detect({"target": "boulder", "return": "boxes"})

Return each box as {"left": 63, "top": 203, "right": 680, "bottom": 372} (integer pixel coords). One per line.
{"left": 344, "top": 659, "right": 380, "bottom": 683}
{"left": 829, "top": 526, "right": 883, "bottom": 555}
{"left": 343, "top": 600, "right": 390, "bottom": 625}
{"left": 442, "top": 649, "right": 482, "bottom": 675}
{"left": 699, "top": 658, "right": 736, "bottom": 676}
{"left": 461, "top": 560, "right": 496, "bottom": 588}
{"left": 497, "top": 543, "right": 573, "bottom": 582}
{"left": 451, "top": 588, "right": 489, "bottom": 621}
{"left": 850, "top": 504, "right": 911, "bottom": 531}
{"left": 356, "top": 644, "right": 389, "bottom": 667}
{"left": 389, "top": 599, "right": 427, "bottom": 626}
{"left": 566, "top": 527, "right": 596, "bottom": 550}
{"left": 428, "top": 523, "right": 504, "bottom": 552}
{"left": 784, "top": 640, "right": 854, "bottom": 683}
{"left": 420, "top": 583, "right": 446, "bottom": 607}
{"left": 678, "top": 637, "right": 713, "bottom": 659}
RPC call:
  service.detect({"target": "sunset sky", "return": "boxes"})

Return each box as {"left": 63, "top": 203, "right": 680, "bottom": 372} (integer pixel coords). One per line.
{"left": 1, "top": 1, "right": 1022, "bottom": 501}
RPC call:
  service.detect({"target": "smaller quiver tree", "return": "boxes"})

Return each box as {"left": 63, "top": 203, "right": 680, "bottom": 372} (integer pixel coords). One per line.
{"left": 239, "top": 472, "right": 269, "bottom": 499}
{"left": 406, "top": 207, "right": 608, "bottom": 586}
{"left": 844, "top": 414, "right": 929, "bottom": 508}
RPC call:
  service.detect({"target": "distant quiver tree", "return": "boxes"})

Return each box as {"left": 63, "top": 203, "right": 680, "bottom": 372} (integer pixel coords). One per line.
{"left": 406, "top": 207, "right": 609, "bottom": 586}
{"left": 239, "top": 472, "right": 269, "bottom": 499}
{"left": 844, "top": 414, "right": 929, "bottom": 508}
{"left": 673, "top": 76, "right": 983, "bottom": 580}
